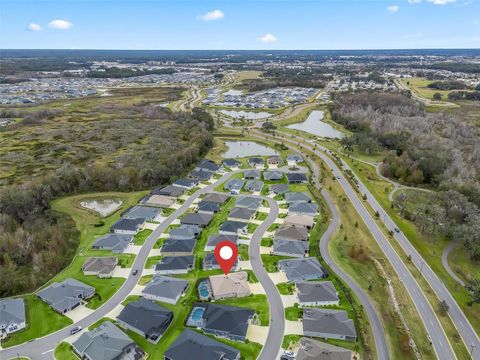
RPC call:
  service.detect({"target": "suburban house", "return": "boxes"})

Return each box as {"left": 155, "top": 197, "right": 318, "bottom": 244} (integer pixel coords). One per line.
{"left": 224, "top": 178, "right": 244, "bottom": 194}
{"left": 160, "top": 239, "right": 196, "bottom": 256}
{"left": 247, "top": 157, "right": 264, "bottom": 169}
{"left": 284, "top": 214, "right": 315, "bottom": 230}
{"left": 0, "top": 298, "right": 26, "bottom": 335}
{"left": 273, "top": 239, "right": 309, "bottom": 258}
{"left": 302, "top": 308, "right": 357, "bottom": 341}
{"left": 122, "top": 205, "right": 163, "bottom": 222}
{"left": 286, "top": 172, "right": 308, "bottom": 184}
{"left": 110, "top": 218, "right": 145, "bottom": 235}
{"left": 197, "top": 201, "right": 220, "bottom": 214}
{"left": 82, "top": 257, "right": 118, "bottom": 278}
{"left": 219, "top": 221, "right": 248, "bottom": 236}
{"left": 195, "top": 159, "right": 220, "bottom": 173}
{"left": 209, "top": 271, "right": 251, "bottom": 300}
{"left": 228, "top": 207, "right": 256, "bottom": 222}
{"left": 296, "top": 281, "right": 339, "bottom": 306}
{"left": 142, "top": 275, "right": 189, "bottom": 305}
{"left": 243, "top": 170, "right": 261, "bottom": 180}
{"left": 190, "top": 169, "right": 212, "bottom": 182}
{"left": 267, "top": 155, "right": 282, "bottom": 168}
{"left": 72, "top": 321, "right": 145, "bottom": 360}
{"left": 91, "top": 233, "right": 133, "bottom": 253}
{"left": 180, "top": 213, "right": 213, "bottom": 228}
{"left": 164, "top": 329, "right": 240, "bottom": 360}
{"left": 270, "top": 183, "right": 289, "bottom": 195}
{"left": 278, "top": 257, "right": 327, "bottom": 282}
{"left": 235, "top": 196, "right": 262, "bottom": 210}
{"left": 245, "top": 180, "right": 264, "bottom": 193}
{"left": 169, "top": 224, "right": 200, "bottom": 240}
{"left": 203, "top": 252, "right": 238, "bottom": 271}
{"left": 155, "top": 256, "right": 194, "bottom": 274}
{"left": 143, "top": 194, "right": 176, "bottom": 208}
{"left": 263, "top": 170, "right": 283, "bottom": 181}
{"left": 117, "top": 298, "right": 173, "bottom": 344}
{"left": 205, "top": 234, "right": 238, "bottom": 252}
{"left": 287, "top": 154, "right": 304, "bottom": 167}
{"left": 187, "top": 303, "right": 254, "bottom": 342}
{"left": 275, "top": 225, "right": 309, "bottom": 241}
{"left": 155, "top": 185, "right": 185, "bottom": 198}
{"left": 285, "top": 192, "right": 312, "bottom": 204}
{"left": 222, "top": 158, "right": 242, "bottom": 170}
{"left": 172, "top": 178, "right": 198, "bottom": 190}
{"left": 289, "top": 202, "right": 318, "bottom": 216}
{"left": 203, "top": 192, "right": 230, "bottom": 204}
{"left": 296, "top": 337, "right": 352, "bottom": 360}
{"left": 37, "top": 278, "right": 95, "bottom": 314}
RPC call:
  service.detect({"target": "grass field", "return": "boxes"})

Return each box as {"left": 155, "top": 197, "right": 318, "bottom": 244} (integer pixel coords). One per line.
{"left": 400, "top": 77, "right": 452, "bottom": 101}
{"left": 54, "top": 342, "right": 79, "bottom": 360}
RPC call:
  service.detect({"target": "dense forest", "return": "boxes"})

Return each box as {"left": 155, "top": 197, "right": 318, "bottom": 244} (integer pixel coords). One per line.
{"left": 330, "top": 92, "right": 480, "bottom": 262}
{"left": 0, "top": 98, "right": 214, "bottom": 296}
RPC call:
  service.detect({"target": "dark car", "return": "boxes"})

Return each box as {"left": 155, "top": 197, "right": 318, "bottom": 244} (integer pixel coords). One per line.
{"left": 394, "top": 228, "right": 400, "bottom": 233}
{"left": 132, "top": 269, "right": 138, "bottom": 275}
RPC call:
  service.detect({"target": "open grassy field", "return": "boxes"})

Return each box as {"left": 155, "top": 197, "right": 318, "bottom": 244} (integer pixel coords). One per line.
{"left": 400, "top": 77, "right": 452, "bottom": 101}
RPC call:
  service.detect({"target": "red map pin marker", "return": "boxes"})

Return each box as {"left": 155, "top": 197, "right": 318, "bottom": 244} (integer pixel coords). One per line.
{"left": 214, "top": 240, "right": 238, "bottom": 275}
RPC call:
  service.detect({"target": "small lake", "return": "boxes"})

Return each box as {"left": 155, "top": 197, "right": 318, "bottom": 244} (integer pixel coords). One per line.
{"left": 223, "top": 89, "right": 243, "bottom": 96}
{"left": 287, "top": 110, "right": 344, "bottom": 138}
{"left": 80, "top": 199, "right": 123, "bottom": 217}
{"left": 219, "top": 110, "right": 273, "bottom": 120}
{"left": 223, "top": 141, "right": 279, "bottom": 158}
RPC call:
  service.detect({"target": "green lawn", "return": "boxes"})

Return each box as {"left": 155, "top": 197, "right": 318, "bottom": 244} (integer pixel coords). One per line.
{"left": 261, "top": 237, "right": 273, "bottom": 247}
{"left": 261, "top": 254, "right": 291, "bottom": 272}
{"left": 54, "top": 342, "right": 79, "bottom": 360}
{"left": 1, "top": 295, "right": 73, "bottom": 348}
{"left": 238, "top": 244, "right": 249, "bottom": 260}
{"left": 277, "top": 282, "right": 295, "bottom": 295}
{"left": 133, "top": 229, "right": 153, "bottom": 245}
{"left": 145, "top": 256, "right": 162, "bottom": 269}
{"left": 255, "top": 212, "right": 268, "bottom": 221}
{"left": 285, "top": 306, "right": 303, "bottom": 321}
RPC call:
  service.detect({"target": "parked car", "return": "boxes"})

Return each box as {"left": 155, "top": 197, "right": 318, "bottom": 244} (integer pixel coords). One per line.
{"left": 132, "top": 269, "right": 138, "bottom": 275}
{"left": 70, "top": 326, "right": 82, "bottom": 335}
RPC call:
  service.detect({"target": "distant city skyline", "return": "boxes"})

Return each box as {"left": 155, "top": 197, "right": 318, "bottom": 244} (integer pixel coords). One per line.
{"left": 1, "top": 0, "right": 479, "bottom": 50}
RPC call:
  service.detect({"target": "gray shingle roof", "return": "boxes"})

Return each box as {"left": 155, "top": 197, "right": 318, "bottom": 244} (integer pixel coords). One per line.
{"left": 161, "top": 239, "right": 195, "bottom": 254}
{"left": 296, "top": 281, "right": 339, "bottom": 303}
{"left": 142, "top": 275, "right": 188, "bottom": 303}
{"left": 224, "top": 179, "right": 244, "bottom": 191}
{"left": 173, "top": 178, "right": 198, "bottom": 188}
{"left": 0, "top": 298, "right": 25, "bottom": 329}
{"left": 270, "top": 183, "right": 289, "bottom": 194}
{"left": 196, "top": 159, "right": 220, "bottom": 173}
{"left": 169, "top": 225, "right": 199, "bottom": 240}
{"left": 156, "top": 185, "right": 185, "bottom": 197}
{"left": 198, "top": 201, "right": 220, "bottom": 213}
{"left": 122, "top": 205, "right": 162, "bottom": 221}
{"left": 206, "top": 234, "right": 238, "bottom": 250}
{"left": 273, "top": 239, "right": 309, "bottom": 257}
{"left": 82, "top": 257, "right": 117, "bottom": 275}
{"left": 289, "top": 202, "right": 318, "bottom": 215}
{"left": 285, "top": 192, "right": 312, "bottom": 204}
{"left": 275, "top": 225, "right": 309, "bottom": 241}
{"left": 286, "top": 172, "right": 308, "bottom": 183}
{"left": 219, "top": 220, "right": 248, "bottom": 234}
{"left": 110, "top": 218, "right": 145, "bottom": 232}
{"left": 302, "top": 308, "right": 357, "bottom": 340}
{"left": 235, "top": 196, "right": 262, "bottom": 210}
{"left": 190, "top": 169, "right": 212, "bottom": 181}
{"left": 181, "top": 213, "right": 213, "bottom": 226}
{"left": 92, "top": 233, "right": 133, "bottom": 252}
{"left": 297, "top": 337, "right": 352, "bottom": 360}
{"left": 202, "top": 193, "right": 230, "bottom": 204}
{"left": 244, "top": 170, "right": 261, "bottom": 179}
{"left": 222, "top": 159, "right": 242, "bottom": 168}
{"left": 245, "top": 180, "right": 264, "bottom": 192}
{"left": 37, "top": 278, "right": 95, "bottom": 313}
{"left": 263, "top": 170, "right": 283, "bottom": 181}
{"left": 278, "top": 257, "right": 326, "bottom": 282}
{"left": 155, "top": 256, "right": 194, "bottom": 272}
{"left": 228, "top": 207, "right": 255, "bottom": 221}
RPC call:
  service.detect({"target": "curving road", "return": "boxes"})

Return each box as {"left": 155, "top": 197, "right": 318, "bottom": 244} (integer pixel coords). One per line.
{"left": 0, "top": 171, "right": 240, "bottom": 360}
{"left": 442, "top": 242, "right": 465, "bottom": 287}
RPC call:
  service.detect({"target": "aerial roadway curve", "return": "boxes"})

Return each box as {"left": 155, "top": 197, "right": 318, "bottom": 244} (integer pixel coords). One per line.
{"left": 251, "top": 128, "right": 458, "bottom": 360}
{"left": 282, "top": 129, "right": 480, "bottom": 360}
{"left": 0, "top": 171, "right": 243, "bottom": 360}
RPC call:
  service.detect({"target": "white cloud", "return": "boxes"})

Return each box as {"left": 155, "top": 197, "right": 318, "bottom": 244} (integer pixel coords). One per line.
{"left": 258, "top": 33, "right": 278, "bottom": 43}
{"left": 27, "top": 23, "right": 42, "bottom": 31}
{"left": 387, "top": 5, "right": 400, "bottom": 12}
{"left": 426, "top": 0, "right": 456, "bottom": 4}
{"left": 408, "top": 0, "right": 423, "bottom": 3}
{"left": 48, "top": 19, "right": 73, "bottom": 29}
{"left": 198, "top": 10, "right": 224, "bottom": 22}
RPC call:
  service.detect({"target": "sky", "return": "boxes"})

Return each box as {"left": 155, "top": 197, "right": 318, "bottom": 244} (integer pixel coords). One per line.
{"left": 0, "top": 0, "right": 479, "bottom": 50}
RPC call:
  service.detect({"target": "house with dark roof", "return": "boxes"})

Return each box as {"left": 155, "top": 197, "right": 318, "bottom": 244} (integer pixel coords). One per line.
{"left": 37, "top": 278, "right": 95, "bottom": 314}
{"left": 202, "top": 193, "right": 230, "bottom": 204}
{"left": 160, "top": 239, "right": 195, "bottom": 256}
{"left": 110, "top": 218, "right": 145, "bottom": 235}
{"left": 297, "top": 337, "right": 352, "bottom": 360}
{"left": 72, "top": 321, "right": 144, "bottom": 360}
{"left": 0, "top": 298, "right": 26, "bottom": 335}
{"left": 244, "top": 170, "right": 261, "bottom": 180}
{"left": 247, "top": 157, "right": 265, "bottom": 169}
{"left": 189, "top": 169, "right": 212, "bottom": 182}
{"left": 245, "top": 180, "right": 264, "bottom": 193}
{"left": 224, "top": 179, "right": 244, "bottom": 194}
{"left": 263, "top": 170, "right": 283, "bottom": 181}
{"left": 142, "top": 275, "right": 189, "bottom": 305}
{"left": 187, "top": 303, "right": 254, "bottom": 342}
{"left": 164, "top": 329, "right": 240, "bottom": 360}
{"left": 296, "top": 281, "right": 339, "bottom": 306}
{"left": 285, "top": 192, "right": 312, "bottom": 204}
{"left": 122, "top": 205, "right": 163, "bottom": 222}
{"left": 219, "top": 221, "right": 248, "bottom": 236}
{"left": 222, "top": 159, "right": 242, "bottom": 170}
{"left": 169, "top": 224, "right": 200, "bottom": 240}
{"left": 203, "top": 252, "right": 238, "bottom": 271}
{"left": 82, "top": 257, "right": 118, "bottom": 278}
{"left": 273, "top": 239, "right": 309, "bottom": 258}
{"left": 92, "top": 233, "right": 133, "bottom": 253}
{"left": 275, "top": 225, "right": 309, "bottom": 241}
{"left": 289, "top": 202, "right": 318, "bottom": 216}
{"left": 197, "top": 200, "right": 221, "bottom": 214}
{"left": 228, "top": 207, "right": 255, "bottom": 222}
{"left": 180, "top": 213, "right": 213, "bottom": 227}
{"left": 155, "top": 185, "right": 185, "bottom": 198}
{"left": 235, "top": 196, "right": 262, "bottom": 210}
{"left": 205, "top": 234, "right": 238, "bottom": 252}
{"left": 269, "top": 183, "right": 289, "bottom": 195}
{"left": 117, "top": 298, "right": 173, "bottom": 344}
{"left": 172, "top": 178, "right": 198, "bottom": 190}
{"left": 287, "top": 154, "right": 304, "bottom": 166}
{"left": 286, "top": 172, "right": 308, "bottom": 184}
{"left": 155, "top": 256, "right": 194, "bottom": 275}
{"left": 278, "top": 257, "right": 327, "bottom": 282}
{"left": 302, "top": 308, "right": 357, "bottom": 341}
{"left": 195, "top": 159, "right": 220, "bottom": 173}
